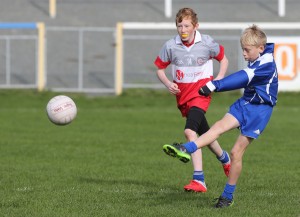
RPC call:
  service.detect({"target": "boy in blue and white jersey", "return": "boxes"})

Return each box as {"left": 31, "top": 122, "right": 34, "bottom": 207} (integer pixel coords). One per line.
{"left": 162, "top": 24, "right": 278, "bottom": 208}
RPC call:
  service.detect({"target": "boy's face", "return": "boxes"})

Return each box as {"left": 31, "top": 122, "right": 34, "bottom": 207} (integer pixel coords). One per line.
{"left": 176, "top": 18, "right": 198, "bottom": 43}
{"left": 242, "top": 44, "right": 264, "bottom": 62}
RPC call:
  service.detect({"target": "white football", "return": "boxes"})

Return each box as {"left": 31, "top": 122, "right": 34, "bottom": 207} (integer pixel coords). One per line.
{"left": 46, "top": 95, "right": 77, "bottom": 125}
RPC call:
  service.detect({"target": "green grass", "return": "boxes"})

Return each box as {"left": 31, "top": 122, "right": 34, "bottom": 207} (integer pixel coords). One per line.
{"left": 0, "top": 89, "right": 299, "bottom": 217}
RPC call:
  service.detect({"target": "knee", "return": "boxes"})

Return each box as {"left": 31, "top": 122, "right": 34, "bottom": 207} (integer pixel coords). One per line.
{"left": 230, "top": 149, "right": 242, "bottom": 162}
{"left": 184, "top": 129, "right": 197, "bottom": 141}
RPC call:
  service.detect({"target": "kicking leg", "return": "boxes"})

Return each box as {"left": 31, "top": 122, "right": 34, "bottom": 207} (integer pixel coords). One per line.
{"left": 198, "top": 116, "right": 231, "bottom": 177}
{"left": 184, "top": 113, "right": 240, "bottom": 152}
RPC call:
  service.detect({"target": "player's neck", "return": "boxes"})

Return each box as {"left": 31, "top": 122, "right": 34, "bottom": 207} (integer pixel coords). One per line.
{"left": 182, "top": 32, "right": 195, "bottom": 47}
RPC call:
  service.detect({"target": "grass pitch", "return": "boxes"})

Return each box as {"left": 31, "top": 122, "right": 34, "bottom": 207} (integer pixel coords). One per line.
{"left": 0, "top": 89, "right": 299, "bottom": 217}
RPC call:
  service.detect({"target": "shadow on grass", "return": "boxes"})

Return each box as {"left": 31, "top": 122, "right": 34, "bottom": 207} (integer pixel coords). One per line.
{"left": 78, "top": 176, "right": 213, "bottom": 208}
{"left": 78, "top": 176, "right": 164, "bottom": 187}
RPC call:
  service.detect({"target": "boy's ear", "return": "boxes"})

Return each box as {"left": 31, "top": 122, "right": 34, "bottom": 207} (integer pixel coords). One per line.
{"left": 259, "top": 44, "right": 265, "bottom": 52}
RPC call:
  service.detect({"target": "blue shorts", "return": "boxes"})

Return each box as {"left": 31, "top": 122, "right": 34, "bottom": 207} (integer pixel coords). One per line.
{"left": 228, "top": 98, "right": 274, "bottom": 139}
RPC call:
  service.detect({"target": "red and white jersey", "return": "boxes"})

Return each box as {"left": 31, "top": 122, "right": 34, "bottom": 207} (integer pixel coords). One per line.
{"left": 154, "top": 30, "right": 224, "bottom": 113}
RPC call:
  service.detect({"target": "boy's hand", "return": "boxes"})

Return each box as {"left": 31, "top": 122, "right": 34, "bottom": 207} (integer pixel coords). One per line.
{"left": 167, "top": 82, "right": 181, "bottom": 95}
{"left": 198, "top": 81, "right": 216, "bottom": 96}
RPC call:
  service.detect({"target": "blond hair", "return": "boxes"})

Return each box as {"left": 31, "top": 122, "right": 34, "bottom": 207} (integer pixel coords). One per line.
{"left": 175, "top": 8, "right": 198, "bottom": 27}
{"left": 240, "top": 24, "right": 267, "bottom": 47}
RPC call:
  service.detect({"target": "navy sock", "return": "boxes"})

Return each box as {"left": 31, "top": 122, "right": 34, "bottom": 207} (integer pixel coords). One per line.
{"left": 183, "top": 142, "right": 198, "bottom": 153}
{"left": 193, "top": 171, "right": 204, "bottom": 182}
{"left": 221, "top": 183, "right": 236, "bottom": 200}
{"left": 217, "top": 150, "right": 230, "bottom": 164}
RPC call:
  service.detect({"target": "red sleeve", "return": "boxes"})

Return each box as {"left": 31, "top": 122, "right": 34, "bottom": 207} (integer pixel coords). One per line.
{"left": 154, "top": 56, "right": 171, "bottom": 69}
{"left": 214, "top": 45, "right": 225, "bottom": 62}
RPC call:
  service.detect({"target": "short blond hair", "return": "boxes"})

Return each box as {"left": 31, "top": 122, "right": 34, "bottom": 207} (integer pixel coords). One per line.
{"left": 240, "top": 24, "right": 267, "bottom": 47}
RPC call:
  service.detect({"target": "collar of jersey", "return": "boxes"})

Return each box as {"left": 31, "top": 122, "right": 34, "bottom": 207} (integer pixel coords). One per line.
{"left": 249, "top": 53, "right": 261, "bottom": 66}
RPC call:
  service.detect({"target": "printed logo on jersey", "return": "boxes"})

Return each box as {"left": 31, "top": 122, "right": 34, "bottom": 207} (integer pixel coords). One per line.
{"left": 187, "top": 57, "right": 193, "bottom": 65}
{"left": 174, "top": 57, "right": 184, "bottom": 66}
{"left": 197, "top": 57, "right": 207, "bottom": 66}
{"left": 182, "top": 54, "right": 196, "bottom": 66}
{"left": 253, "top": 129, "right": 261, "bottom": 135}
{"left": 176, "top": 70, "right": 184, "bottom": 80}
{"left": 175, "top": 59, "right": 184, "bottom": 66}
{"left": 175, "top": 69, "right": 207, "bottom": 81}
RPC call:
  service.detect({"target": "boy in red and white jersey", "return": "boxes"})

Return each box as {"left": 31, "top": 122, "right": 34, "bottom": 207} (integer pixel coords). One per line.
{"left": 154, "top": 8, "right": 230, "bottom": 192}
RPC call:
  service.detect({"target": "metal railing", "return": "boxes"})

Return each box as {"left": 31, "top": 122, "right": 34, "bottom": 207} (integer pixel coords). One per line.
{"left": 46, "top": 26, "right": 115, "bottom": 93}
{"left": 0, "top": 35, "right": 37, "bottom": 88}
{"left": 1, "top": 22, "right": 300, "bottom": 94}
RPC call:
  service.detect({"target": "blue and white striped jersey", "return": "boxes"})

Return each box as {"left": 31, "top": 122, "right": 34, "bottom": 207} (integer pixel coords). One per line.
{"left": 212, "top": 43, "right": 278, "bottom": 106}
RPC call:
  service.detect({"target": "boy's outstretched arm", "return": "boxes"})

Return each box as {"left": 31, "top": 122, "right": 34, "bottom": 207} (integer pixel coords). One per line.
{"left": 199, "top": 69, "right": 250, "bottom": 96}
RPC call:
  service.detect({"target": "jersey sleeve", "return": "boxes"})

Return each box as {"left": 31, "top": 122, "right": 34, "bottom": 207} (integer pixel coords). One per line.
{"left": 212, "top": 56, "right": 277, "bottom": 92}
{"left": 214, "top": 45, "right": 225, "bottom": 62}
{"left": 212, "top": 70, "right": 249, "bottom": 92}
{"left": 154, "top": 56, "right": 170, "bottom": 69}
{"left": 202, "top": 35, "right": 224, "bottom": 61}
{"left": 154, "top": 42, "right": 171, "bottom": 69}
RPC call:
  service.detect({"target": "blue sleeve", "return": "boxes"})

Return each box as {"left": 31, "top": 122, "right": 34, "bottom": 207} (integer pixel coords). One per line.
{"left": 248, "top": 62, "right": 276, "bottom": 86}
{"left": 212, "top": 70, "right": 249, "bottom": 92}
